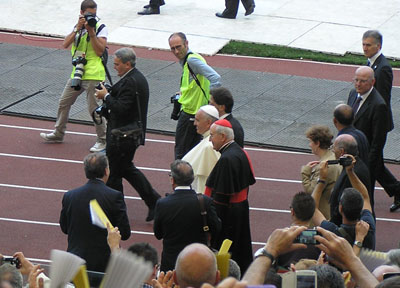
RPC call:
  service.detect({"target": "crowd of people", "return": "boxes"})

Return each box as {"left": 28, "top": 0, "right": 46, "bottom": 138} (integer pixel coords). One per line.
{"left": 2, "top": 0, "right": 400, "bottom": 287}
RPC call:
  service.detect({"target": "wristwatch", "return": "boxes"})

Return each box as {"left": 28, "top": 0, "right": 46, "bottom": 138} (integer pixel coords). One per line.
{"left": 254, "top": 247, "right": 275, "bottom": 264}
{"left": 354, "top": 240, "right": 363, "bottom": 248}
{"left": 317, "top": 178, "right": 326, "bottom": 185}
{"left": 73, "top": 27, "right": 78, "bottom": 33}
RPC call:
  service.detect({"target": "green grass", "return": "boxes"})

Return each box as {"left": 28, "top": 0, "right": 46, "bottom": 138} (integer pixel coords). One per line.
{"left": 219, "top": 41, "right": 400, "bottom": 68}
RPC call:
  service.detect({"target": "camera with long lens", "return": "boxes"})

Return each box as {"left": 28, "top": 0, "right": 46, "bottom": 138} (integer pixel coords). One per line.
{"left": 92, "top": 83, "right": 112, "bottom": 124}
{"left": 170, "top": 93, "right": 181, "bottom": 120}
{"left": 84, "top": 12, "right": 97, "bottom": 28}
{"left": 70, "top": 56, "right": 87, "bottom": 91}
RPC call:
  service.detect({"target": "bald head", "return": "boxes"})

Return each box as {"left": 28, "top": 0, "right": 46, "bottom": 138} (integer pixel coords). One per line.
{"left": 174, "top": 243, "right": 218, "bottom": 288}
{"left": 354, "top": 66, "right": 375, "bottom": 95}
{"left": 334, "top": 104, "right": 354, "bottom": 128}
{"left": 332, "top": 134, "right": 358, "bottom": 158}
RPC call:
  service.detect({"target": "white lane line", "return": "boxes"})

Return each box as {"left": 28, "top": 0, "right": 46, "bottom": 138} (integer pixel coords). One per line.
{"left": 1, "top": 184, "right": 398, "bottom": 223}
{"left": 0, "top": 217, "right": 154, "bottom": 235}
{"left": 0, "top": 124, "right": 309, "bottom": 155}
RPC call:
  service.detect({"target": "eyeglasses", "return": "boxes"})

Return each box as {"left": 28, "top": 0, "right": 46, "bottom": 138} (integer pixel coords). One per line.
{"left": 352, "top": 78, "right": 368, "bottom": 84}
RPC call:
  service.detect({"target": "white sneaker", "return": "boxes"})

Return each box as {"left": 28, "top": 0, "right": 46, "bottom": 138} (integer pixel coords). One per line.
{"left": 90, "top": 141, "right": 106, "bottom": 152}
{"left": 40, "top": 132, "right": 63, "bottom": 143}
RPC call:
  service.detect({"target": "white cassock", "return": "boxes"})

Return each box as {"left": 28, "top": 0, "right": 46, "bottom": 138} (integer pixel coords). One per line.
{"left": 182, "top": 130, "right": 220, "bottom": 193}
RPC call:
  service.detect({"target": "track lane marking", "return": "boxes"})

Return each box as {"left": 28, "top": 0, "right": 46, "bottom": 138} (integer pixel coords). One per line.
{"left": 0, "top": 184, "right": 398, "bottom": 223}
{"left": 0, "top": 124, "right": 310, "bottom": 155}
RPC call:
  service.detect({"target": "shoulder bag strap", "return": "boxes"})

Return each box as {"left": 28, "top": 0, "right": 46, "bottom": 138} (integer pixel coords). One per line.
{"left": 197, "top": 193, "right": 211, "bottom": 247}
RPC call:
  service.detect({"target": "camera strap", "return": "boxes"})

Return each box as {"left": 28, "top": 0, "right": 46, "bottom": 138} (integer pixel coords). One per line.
{"left": 182, "top": 52, "right": 208, "bottom": 102}
{"left": 197, "top": 193, "right": 211, "bottom": 247}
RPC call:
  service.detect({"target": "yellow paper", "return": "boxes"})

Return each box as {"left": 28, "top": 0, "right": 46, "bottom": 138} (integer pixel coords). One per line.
{"left": 89, "top": 199, "right": 113, "bottom": 229}
{"left": 72, "top": 265, "right": 90, "bottom": 288}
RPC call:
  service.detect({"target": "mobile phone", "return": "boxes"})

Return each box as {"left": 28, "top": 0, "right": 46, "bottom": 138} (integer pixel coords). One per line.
{"left": 294, "top": 229, "right": 320, "bottom": 245}
{"left": 281, "top": 270, "right": 317, "bottom": 288}
{"left": 383, "top": 272, "right": 400, "bottom": 280}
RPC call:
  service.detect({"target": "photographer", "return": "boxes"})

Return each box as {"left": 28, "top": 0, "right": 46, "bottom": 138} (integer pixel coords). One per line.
{"left": 95, "top": 47, "right": 161, "bottom": 222}
{"left": 312, "top": 152, "right": 376, "bottom": 250}
{"left": 326, "top": 134, "right": 372, "bottom": 225}
{"left": 40, "top": 0, "right": 107, "bottom": 153}
{"left": 168, "top": 32, "right": 221, "bottom": 160}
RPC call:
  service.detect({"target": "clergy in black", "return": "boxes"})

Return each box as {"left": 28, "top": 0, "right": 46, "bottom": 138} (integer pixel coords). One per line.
{"left": 206, "top": 119, "right": 256, "bottom": 274}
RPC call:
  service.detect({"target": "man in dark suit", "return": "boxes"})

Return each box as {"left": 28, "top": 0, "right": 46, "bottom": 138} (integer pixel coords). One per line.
{"left": 328, "top": 134, "right": 371, "bottom": 226}
{"left": 96, "top": 47, "right": 161, "bottom": 221}
{"left": 59, "top": 153, "right": 131, "bottom": 273}
{"left": 153, "top": 160, "right": 221, "bottom": 272}
{"left": 347, "top": 66, "right": 399, "bottom": 212}
{"left": 333, "top": 104, "right": 369, "bottom": 165}
{"left": 362, "top": 30, "right": 400, "bottom": 211}
{"left": 210, "top": 87, "right": 245, "bottom": 148}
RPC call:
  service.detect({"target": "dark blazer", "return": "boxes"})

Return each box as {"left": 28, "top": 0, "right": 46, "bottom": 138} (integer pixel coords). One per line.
{"left": 226, "top": 114, "right": 245, "bottom": 148}
{"left": 329, "top": 157, "right": 371, "bottom": 225}
{"left": 347, "top": 88, "right": 389, "bottom": 171}
{"left": 371, "top": 54, "right": 393, "bottom": 131}
{"left": 337, "top": 126, "right": 369, "bottom": 165}
{"left": 105, "top": 68, "right": 149, "bottom": 145}
{"left": 153, "top": 189, "right": 221, "bottom": 271}
{"left": 59, "top": 179, "right": 131, "bottom": 272}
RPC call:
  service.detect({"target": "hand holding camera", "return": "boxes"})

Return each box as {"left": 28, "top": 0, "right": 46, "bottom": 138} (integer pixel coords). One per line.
{"left": 327, "top": 155, "right": 353, "bottom": 167}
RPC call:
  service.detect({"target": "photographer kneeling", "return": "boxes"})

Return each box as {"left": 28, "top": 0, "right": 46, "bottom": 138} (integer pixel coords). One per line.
{"left": 95, "top": 47, "right": 161, "bottom": 222}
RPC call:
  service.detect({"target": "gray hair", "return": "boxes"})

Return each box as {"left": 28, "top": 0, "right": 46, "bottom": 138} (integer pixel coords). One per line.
{"left": 84, "top": 153, "right": 108, "bottom": 179}
{"left": 363, "top": 30, "right": 383, "bottom": 46}
{"left": 215, "top": 125, "right": 234, "bottom": 141}
{"left": 0, "top": 264, "right": 23, "bottom": 288}
{"left": 115, "top": 47, "right": 136, "bottom": 67}
{"left": 170, "top": 160, "right": 194, "bottom": 186}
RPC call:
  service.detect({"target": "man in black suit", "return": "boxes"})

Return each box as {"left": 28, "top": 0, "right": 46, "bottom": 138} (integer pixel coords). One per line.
{"left": 153, "top": 160, "right": 221, "bottom": 272}
{"left": 210, "top": 87, "right": 245, "bottom": 148}
{"left": 347, "top": 66, "right": 399, "bottom": 212}
{"left": 328, "top": 134, "right": 371, "bottom": 226}
{"left": 362, "top": 30, "right": 400, "bottom": 211}
{"left": 333, "top": 104, "right": 369, "bottom": 165}
{"left": 96, "top": 47, "right": 161, "bottom": 221}
{"left": 59, "top": 153, "right": 131, "bottom": 273}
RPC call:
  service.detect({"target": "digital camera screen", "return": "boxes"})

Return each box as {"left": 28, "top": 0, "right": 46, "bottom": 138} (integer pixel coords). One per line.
{"left": 296, "top": 275, "right": 316, "bottom": 287}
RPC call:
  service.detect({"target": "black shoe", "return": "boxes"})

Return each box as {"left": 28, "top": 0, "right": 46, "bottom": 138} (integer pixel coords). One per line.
{"left": 245, "top": 3, "right": 255, "bottom": 16}
{"left": 390, "top": 195, "right": 400, "bottom": 212}
{"left": 146, "top": 207, "right": 155, "bottom": 222}
{"left": 215, "top": 12, "right": 236, "bottom": 19}
{"left": 143, "top": 4, "right": 150, "bottom": 8}
{"left": 138, "top": 7, "right": 160, "bottom": 15}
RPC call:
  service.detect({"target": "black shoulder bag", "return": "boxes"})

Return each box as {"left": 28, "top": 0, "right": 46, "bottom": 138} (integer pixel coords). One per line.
{"left": 197, "top": 193, "right": 212, "bottom": 247}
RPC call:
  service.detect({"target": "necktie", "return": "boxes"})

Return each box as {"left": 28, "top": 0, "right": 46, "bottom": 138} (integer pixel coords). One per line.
{"left": 367, "top": 60, "right": 371, "bottom": 67}
{"left": 352, "top": 96, "right": 363, "bottom": 113}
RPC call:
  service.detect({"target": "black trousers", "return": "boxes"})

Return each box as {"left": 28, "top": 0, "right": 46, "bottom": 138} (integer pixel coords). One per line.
{"left": 106, "top": 136, "right": 160, "bottom": 209}
{"left": 174, "top": 111, "right": 201, "bottom": 160}
{"left": 222, "top": 0, "right": 255, "bottom": 17}
{"left": 149, "top": 0, "right": 165, "bottom": 8}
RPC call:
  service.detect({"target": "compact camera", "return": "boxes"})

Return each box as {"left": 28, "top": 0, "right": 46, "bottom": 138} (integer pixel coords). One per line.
{"left": 327, "top": 156, "right": 353, "bottom": 167}
{"left": 71, "top": 56, "right": 87, "bottom": 91}
{"left": 281, "top": 270, "right": 318, "bottom": 288}
{"left": 0, "top": 257, "right": 21, "bottom": 268}
{"left": 84, "top": 12, "right": 97, "bottom": 28}
{"left": 293, "top": 229, "right": 320, "bottom": 245}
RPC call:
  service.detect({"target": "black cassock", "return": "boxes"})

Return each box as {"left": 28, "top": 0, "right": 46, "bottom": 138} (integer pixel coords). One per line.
{"left": 206, "top": 141, "right": 256, "bottom": 274}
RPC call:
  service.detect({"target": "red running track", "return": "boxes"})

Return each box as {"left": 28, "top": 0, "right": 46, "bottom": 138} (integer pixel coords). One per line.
{"left": 0, "top": 115, "right": 399, "bottom": 265}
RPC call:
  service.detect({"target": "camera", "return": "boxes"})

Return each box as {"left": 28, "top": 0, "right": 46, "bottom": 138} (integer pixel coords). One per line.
{"left": 84, "top": 12, "right": 97, "bottom": 28}
{"left": 327, "top": 156, "right": 353, "bottom": 167}
{"left": 92, "top": 83, "right": 112, "bottom": 124}
{"left": 71, "top": 56, "right": 87, "bottom": 91}
{"left": 1, "top": 257, "right": 21, "bottom": 269}
{"left": 170, "top": 93, "right": 180, "bottom": 104}
{"left": 170, "top": 93, "right": 181, "bottom": 120}
{"left": 294, "top": 229, "right": 320, "bottom": 245}
{"left": 281, "top": 270, "right": 317, "bottom": 288}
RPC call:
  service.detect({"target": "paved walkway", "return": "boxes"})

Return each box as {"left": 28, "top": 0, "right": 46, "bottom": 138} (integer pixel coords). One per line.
{"left": 1, "top": 0, "right": 400, "bottom": 57}
{"left": 1, "top": 0, "right": 400, "bottom": 161}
